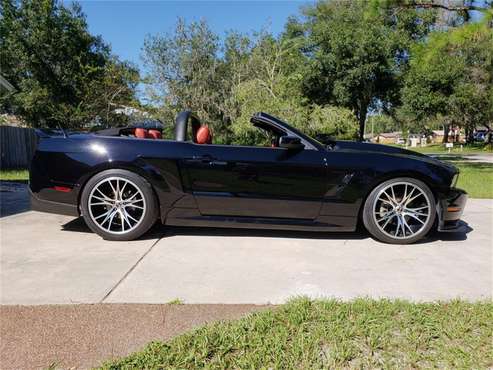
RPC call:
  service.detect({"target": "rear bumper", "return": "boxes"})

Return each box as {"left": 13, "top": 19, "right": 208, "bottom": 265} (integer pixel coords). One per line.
{"left": 437, "top": 187, "right": 468, "bottom": 232}
{"left": 30, "top": 189, "right": 79, "bottom": 217}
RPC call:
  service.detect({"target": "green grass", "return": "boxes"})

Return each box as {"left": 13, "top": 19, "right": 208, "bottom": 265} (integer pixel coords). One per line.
{"left": 0, "top": 169, "right": 29, "bottom": 181}
{"left": 100, "top": 298, "right": 493, "bottom": 370}
{"left": 384, "top": 146, "right": 492, "bottom": 198}
{"left": 454, "top": 162, "right": 493, "bottom": 199}
{"left": 397, "top": 143, "right": 493, "bottom": 154}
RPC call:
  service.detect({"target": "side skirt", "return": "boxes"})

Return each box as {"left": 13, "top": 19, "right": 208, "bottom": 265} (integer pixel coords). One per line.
{"left": 164, "top": 208, "right": 356, "bottom": 232}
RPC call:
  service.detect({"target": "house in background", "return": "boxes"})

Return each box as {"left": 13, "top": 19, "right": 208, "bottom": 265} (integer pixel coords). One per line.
{"left": 375, "top": 132, "right": 403, "bottom": 144}
{"left": 431, "top": 126, "right": 466, "bottom": 143}
{"left": 431, "top": 130, "right": 445, "bottom": 143}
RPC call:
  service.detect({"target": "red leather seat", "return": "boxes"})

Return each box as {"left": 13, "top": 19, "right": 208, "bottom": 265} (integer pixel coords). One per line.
{"left": 196, "top": 126, "right": 212, "bottom": 144}
{"left": 148, "top": 129, "right": 162, "bottom": 139}
{"left": 135, "top": 128, "right": 148, "bottom": 138}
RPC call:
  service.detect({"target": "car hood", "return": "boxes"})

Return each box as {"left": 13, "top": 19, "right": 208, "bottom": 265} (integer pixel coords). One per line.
{"left": 332, "top": 140, "right": 426, "bottom": 156}
{"left": 330, "top": 140, "right": 457, "bottom": 172}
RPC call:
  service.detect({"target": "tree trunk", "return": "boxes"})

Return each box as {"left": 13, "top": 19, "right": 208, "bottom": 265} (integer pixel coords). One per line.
{"left": 357, "top": 104, "right": 368, "bottom": 142}
{"left": 469, "top": 131, "right": 474, "bottom": 144}
{"left": 442, "top": 124, "right": 450, "bottom": 144}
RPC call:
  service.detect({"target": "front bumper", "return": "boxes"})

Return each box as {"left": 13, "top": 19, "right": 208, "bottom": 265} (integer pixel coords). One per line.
{"left": 437, "top": 187, "right": 468, "bottom": 232}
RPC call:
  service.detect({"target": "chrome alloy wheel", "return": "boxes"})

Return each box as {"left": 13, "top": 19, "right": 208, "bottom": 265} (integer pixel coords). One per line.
{"left": 88, "top": 176, "right": 146, "bottom": 235}
{"left": 372, "top": 181, "right": 431, "bottom": 240}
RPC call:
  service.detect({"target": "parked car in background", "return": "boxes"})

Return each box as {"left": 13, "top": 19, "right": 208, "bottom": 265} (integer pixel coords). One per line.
{"left": 473, "top": 131, "right": 488, "bottom": 142}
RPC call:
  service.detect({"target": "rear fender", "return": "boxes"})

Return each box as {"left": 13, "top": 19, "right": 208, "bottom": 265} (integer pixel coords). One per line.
{"left": 76, "top": 159, "right": 175, "bottom": 220}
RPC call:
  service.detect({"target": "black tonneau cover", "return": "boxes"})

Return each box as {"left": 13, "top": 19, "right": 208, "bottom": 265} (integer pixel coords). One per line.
{"left": 93, "top": 127, "right": 134, "bottom": 136}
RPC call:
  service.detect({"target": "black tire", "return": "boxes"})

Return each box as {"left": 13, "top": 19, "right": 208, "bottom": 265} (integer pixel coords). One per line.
{"left": 362, "top": 177, "right": 436, "bottom": 244}
{"left": 80, "top": 169, "right": 158, "bottom": 241}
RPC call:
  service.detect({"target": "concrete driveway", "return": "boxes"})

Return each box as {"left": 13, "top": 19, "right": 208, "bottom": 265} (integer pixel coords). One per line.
{"left": 430, "top": 153, "right": 493, "bottom": 164}
{"left": 1, "top": 199, "right": 491, "bottom": 305}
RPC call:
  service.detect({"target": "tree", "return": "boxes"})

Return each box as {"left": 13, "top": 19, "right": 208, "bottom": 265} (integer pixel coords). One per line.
{"left": 230, "top": 31, "right": 358, "bottom": 144}
{"left": 306, "top": 105, "right": 359, "bottom": 140}
{"left": 143, "top": 21, "right": 302, "bottom": 143}
{"left": 402, "top": 10, "right": 493, "bottom": 143}
{"left": 0, "top": 0, "right": 139, "bottom": 128}
{"left": 83, "top": 58, "right": 140, "bottom": 127}
{"left": 143, "top": 18, "right": 223, "bottom": 128}
{"left": 398, "top": 0, "right": 492, "bottom": 25}
{"left": 227, "top": 32, "right": 306, "bottom": 144}
{"left": 299, "top": 0, "right": 435, "bottom": 140}
{"left": 143, "top": 17, "right": 363, "bottom": 144}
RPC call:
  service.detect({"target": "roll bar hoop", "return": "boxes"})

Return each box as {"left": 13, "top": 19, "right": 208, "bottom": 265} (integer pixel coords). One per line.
{"left": 174, "top": 110, "right": 201, "bottom": 142}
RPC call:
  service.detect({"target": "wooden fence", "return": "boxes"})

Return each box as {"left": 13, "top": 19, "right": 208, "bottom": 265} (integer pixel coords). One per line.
{"left": 0, "top": 126, "right": 38, "bottom": 169}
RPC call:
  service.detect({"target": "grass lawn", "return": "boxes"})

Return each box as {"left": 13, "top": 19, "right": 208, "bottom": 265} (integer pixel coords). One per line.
{"left": 100, "top": 298, "right": 492, "bottom": 369}
{"left": 454, "top": 163, "right": 493, "bottom": 199}
{"left": 0, "top": 169, "right": 29, "bottom": 181}
{"left": 398, "top": 143, "right": 493, "bottom": 154}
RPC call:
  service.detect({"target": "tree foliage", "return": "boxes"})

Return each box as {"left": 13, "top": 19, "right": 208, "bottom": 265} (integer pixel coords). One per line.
{"left": 1, "top": 0, "right": 491, "bottom": 144}
{"left": 0, "top": 0, "right": 139, "bottom": 128}
{"left": 299, "top": 0, "right": 436, "bottom": 140}
{"left": 142, "top": 0, "right": 443, "bottom": 143}
{"left": 403, "top": 10, "right": 493, "bottom": 142}
{"left": 144, "top": 19, "right": 360, "bottom": 144}
{"left": 143, "top": 19, "right": 222, "bottom": 125}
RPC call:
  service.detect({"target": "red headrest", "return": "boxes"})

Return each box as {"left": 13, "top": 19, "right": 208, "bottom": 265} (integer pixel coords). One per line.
{"left": 148, "top": 129, "right": 162, "bottom": 139}
{"left": 196, "top": 126, "right": 212, "bottom": 144}
{"left": 135, "top": 128, "right": 148, "bottom": 138}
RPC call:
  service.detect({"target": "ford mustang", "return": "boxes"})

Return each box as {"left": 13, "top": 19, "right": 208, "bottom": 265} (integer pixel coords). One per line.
{"left": 30, "top": 111, "right": 467, "bottom": 244}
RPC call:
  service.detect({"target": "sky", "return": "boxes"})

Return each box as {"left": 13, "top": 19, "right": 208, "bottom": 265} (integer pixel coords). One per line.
{"left": 73, "top": 0, "right": 489, "bottom": 70}
{"left": 72, "top": 0, "right": 311, "bottom": 71}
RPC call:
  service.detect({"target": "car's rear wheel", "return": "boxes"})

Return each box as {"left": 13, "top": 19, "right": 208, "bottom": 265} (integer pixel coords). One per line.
{"left": 362, "top": 177, "right": 436, "bottom": 244}
{"left": 81, "top": 169, "right": 158, "bottom": 241}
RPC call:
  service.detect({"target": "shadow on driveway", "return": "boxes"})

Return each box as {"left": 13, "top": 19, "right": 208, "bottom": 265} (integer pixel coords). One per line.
{"left": 0, "top": 181, "right": 30, "bottom": 217}
{"left": 61, "top": 216, "right": 472, "bottom": 245}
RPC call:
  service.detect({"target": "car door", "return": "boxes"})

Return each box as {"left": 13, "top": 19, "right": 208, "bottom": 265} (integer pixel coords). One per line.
{"left": 179, "top": 144, "right": 328, "bottom": 220}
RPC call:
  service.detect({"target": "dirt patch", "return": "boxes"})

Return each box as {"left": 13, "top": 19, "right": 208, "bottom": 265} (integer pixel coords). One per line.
{"left": 0, "top": 303, "right": 269, "bottom": 370}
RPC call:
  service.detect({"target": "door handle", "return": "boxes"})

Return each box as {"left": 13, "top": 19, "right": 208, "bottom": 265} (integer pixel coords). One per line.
{"left": 191, "top": 154, "right": 215, "bottom": 163}
{"left": 189, "top": 155, "right": 228, "bottom": 166}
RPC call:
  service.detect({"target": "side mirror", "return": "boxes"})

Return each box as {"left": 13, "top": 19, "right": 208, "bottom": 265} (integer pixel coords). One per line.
{"left": 279, "top": 136, "right": 304, "bottom": 151}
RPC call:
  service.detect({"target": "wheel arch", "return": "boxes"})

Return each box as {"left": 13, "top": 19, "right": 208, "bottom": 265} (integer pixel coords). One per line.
{"left": 76, "top": 162, "right": 166, "bottom": 220}
{"left": 356, "top": 170, "right": 439, "bottom": 227}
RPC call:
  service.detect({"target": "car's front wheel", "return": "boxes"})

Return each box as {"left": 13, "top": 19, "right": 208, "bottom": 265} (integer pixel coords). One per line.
{"left": 81, "top": 169, "right": 158, "bottom": 241}
{"left": 362, "top": 177, "right": 436, "bottom": 244}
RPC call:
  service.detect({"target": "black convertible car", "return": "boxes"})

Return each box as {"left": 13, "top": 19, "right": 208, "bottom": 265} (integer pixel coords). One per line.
{"left": 30, "top": 111, "right": 467, "bottom": 244}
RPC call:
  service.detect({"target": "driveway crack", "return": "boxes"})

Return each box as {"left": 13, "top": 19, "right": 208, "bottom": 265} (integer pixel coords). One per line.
{"left": 100, "top": 237, "right": 162, "bottom": 303}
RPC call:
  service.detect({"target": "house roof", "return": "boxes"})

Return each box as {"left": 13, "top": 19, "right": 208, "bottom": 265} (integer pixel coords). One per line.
{"left": 378, "top": 132, "right": 401, "bottom": 138}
